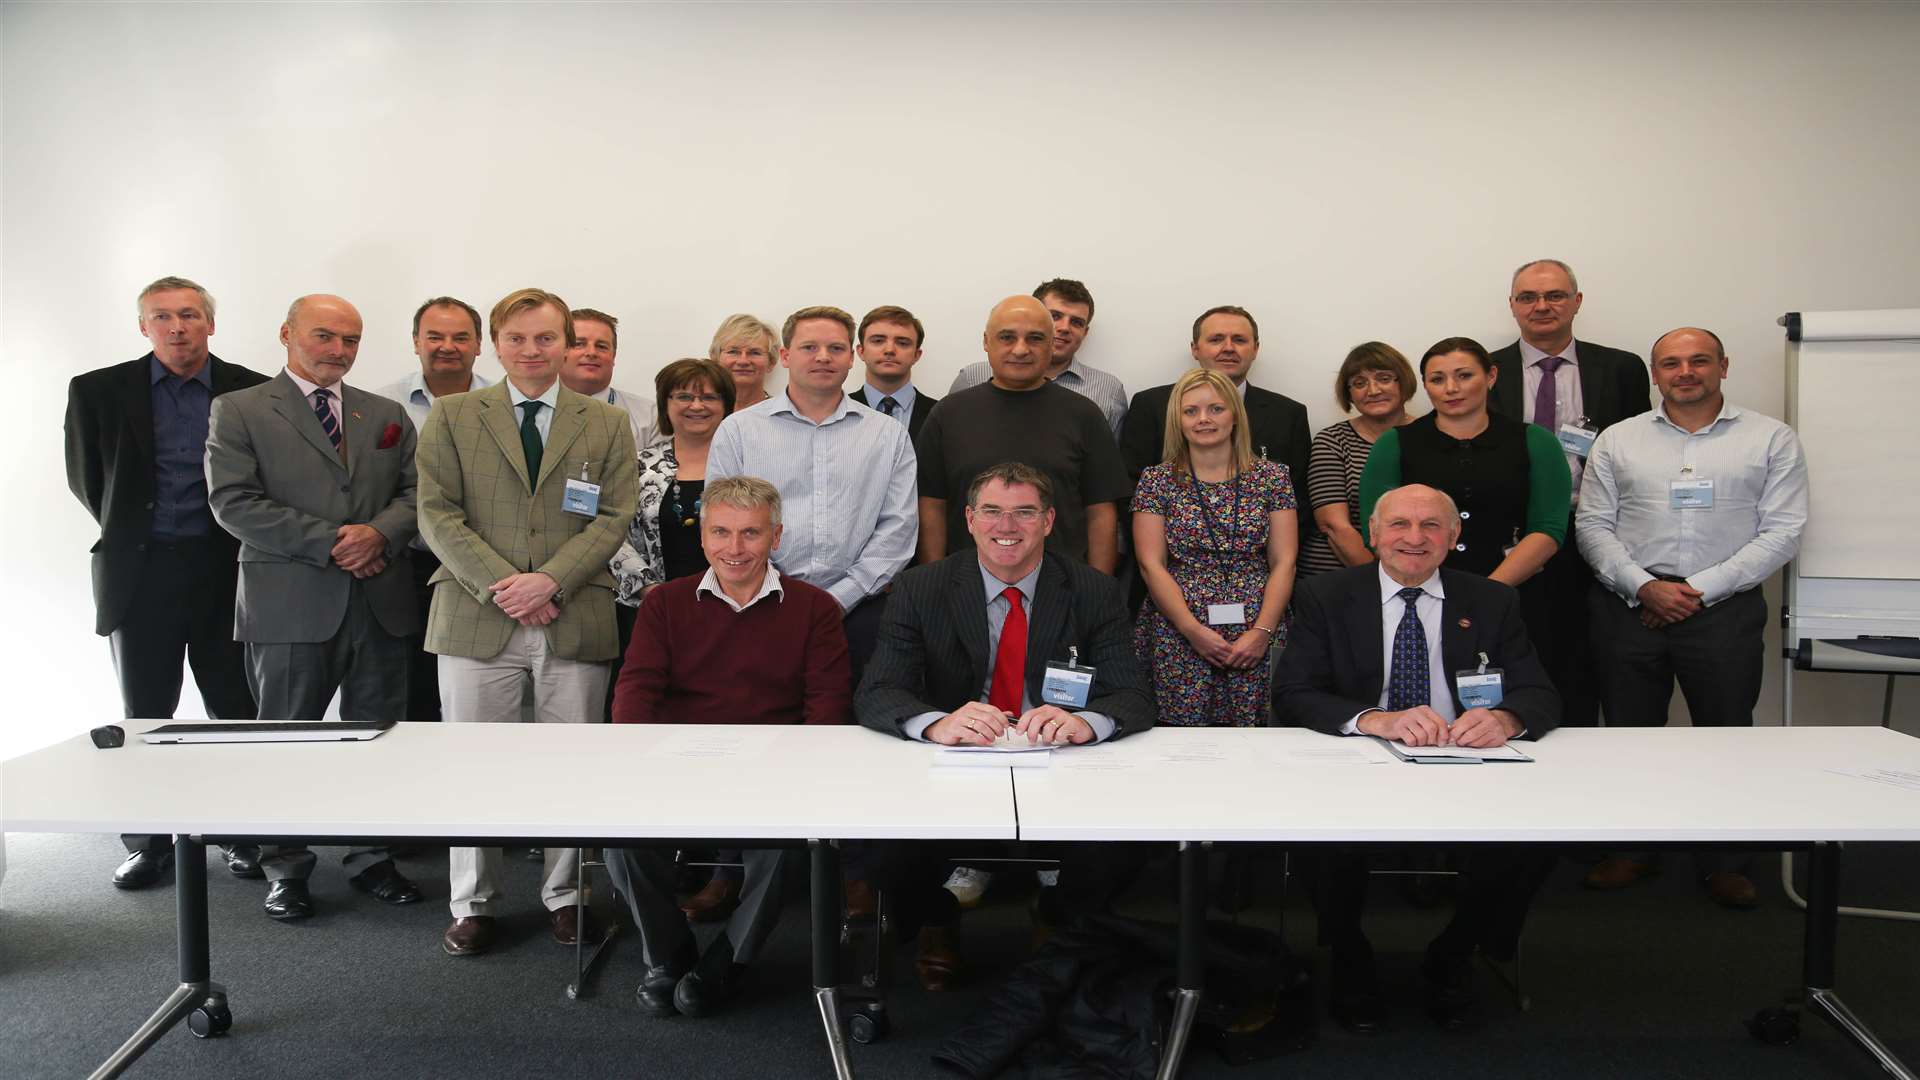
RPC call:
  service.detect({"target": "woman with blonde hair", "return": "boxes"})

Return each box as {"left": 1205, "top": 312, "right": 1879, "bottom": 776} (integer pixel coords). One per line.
{"left": 1132, "top": 367, "right": 1298, "bottom": 727}
{"left": 708, "top": 314, "right": 778, "bottom": 410}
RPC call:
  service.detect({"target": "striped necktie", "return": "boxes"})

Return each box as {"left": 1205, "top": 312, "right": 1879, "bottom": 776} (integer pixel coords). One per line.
{"left": 312, "top": 387, "right": 341, "bottom": 449}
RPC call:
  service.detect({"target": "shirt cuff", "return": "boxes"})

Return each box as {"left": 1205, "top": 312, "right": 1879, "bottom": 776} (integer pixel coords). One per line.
{"left": 1616, "top": 565, "right": 1656, "bottom": 606}
{"left": 901, "top": 711, "right": 944, "bottom": 741}
{"left": 1686, "top": 568, "right": 1733, "bottom": 607}
{"left": 1341, "top": 708, "right": 1381, "bottom": 736}
{"left": 1076, "top": 711, "right": 1116, "bottom": 743}
{"left": 827, "top": 578, "right": 867, "bottom": 613}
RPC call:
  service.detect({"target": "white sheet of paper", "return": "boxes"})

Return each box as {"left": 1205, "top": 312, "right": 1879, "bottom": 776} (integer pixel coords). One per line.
{"left": 1263, "top": 739, "right": 1395, "bottom": 765}
{"left": 650, "top": 730, "right": 772, "bottom": 761}
{"left": 1051, "top": 744, "right": 1136, "bottom": 772}
{"left": 1386, "top": 740, "right": 1529, "bottom": 761}
{"left": 1826, "top": 767, "right": 1920, "bottom": 793}
{"left": 1152, "top": 732, "right": 1249, "bottom": 764}
{"left": 939, "top": 730, "right": 1055, "bottom": 753}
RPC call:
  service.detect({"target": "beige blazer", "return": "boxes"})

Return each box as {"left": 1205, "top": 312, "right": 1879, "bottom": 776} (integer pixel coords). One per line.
{"left": 416, "top": 381, "right": 638, "bottom": 661}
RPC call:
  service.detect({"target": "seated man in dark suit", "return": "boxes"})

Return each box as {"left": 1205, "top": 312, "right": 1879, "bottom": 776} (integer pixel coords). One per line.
{"left": 608, "top": 476, "right": 852, "bottom": 1018}
{"left": 1273, "top": 483, "right": 1561, "bottom": 1033}
{"left": 857, "top": 461, "right": 1155, "bottom": 990}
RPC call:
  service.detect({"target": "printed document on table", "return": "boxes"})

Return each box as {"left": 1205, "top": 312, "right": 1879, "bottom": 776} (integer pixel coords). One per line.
{"left": 651, "top": 729, "right": 774, "bottom": 761}
{"left": 1260, "top": 737, "right": 1396, "bottom": 766}
{"left": 1383, "top": 740, "right": 1531, "bottom": 763}
{"left": 1149, "top": 730, "right": 1250, "bottom": 764}
{"left": 1825, "top": 767, "right": 1920, "bottom": 793}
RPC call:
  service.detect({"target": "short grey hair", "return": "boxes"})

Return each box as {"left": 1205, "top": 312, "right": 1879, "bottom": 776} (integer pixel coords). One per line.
{"left": 137, "top": 276, "right": 216, "bottom": 320}
{"left": 1369, "top": 484, "right": 1463, "bottom": 540}
{"left": 1510, "top": 258, "right": 1579, "bottom": 295}
{"left": 701, "top": 475, "right": 782, "bottom": 528}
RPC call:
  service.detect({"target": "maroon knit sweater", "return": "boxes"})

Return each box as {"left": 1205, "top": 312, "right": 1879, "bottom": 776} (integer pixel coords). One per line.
{"left": 611, "top": 572, "right": 851, "bottom": 725}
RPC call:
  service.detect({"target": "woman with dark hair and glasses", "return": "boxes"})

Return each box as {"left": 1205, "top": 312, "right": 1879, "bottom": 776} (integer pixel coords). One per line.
{"left": 1357, "top": 336, "right": 1571, "bottom": 589}
{"left": 1299, "top": 342, "right": 1417, "bottom": 577}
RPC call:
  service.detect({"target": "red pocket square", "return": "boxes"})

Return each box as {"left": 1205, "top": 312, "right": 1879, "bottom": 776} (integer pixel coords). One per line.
{"left": 377, "top": 422, "right": 403, "bottom": 450}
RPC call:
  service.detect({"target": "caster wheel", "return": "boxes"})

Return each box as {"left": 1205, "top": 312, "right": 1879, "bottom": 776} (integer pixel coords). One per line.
{"left": 848, "top": 1010, "right": 890, "bottom": 1044}
{"left": 1748, "top": 1007, "right": 1800, "bottom": 1046}
{"left": 188, "top": 1003, "right": 232, "bottom": 1039}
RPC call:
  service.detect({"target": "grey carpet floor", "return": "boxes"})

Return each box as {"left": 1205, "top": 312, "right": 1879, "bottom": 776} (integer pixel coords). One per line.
{"left": 3, "top": 832, "right": 1917, "bottom": 1079}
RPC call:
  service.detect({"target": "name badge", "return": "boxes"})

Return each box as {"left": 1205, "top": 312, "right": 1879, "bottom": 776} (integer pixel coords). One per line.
{"left": 1041, "top": 648, "right": 1096, "bottom": 709}
{"left": 1557, "top": 424, "right": 1598, "bottom": 458}
{"left": 1206, "top": 603, "right": 1247, "bottom": 626}
{"left": 1455, "top": 670, "right": 1505, "bottom": 710}
{"left": 1669, "top": 478, "right": 1714, "bottom": 510}
{"left": 562, "top": 477, "right": 602, "bottom": 517}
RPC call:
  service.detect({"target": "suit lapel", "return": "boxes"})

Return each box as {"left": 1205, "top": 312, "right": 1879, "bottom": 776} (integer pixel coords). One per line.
{"left": 1573, "top": 339, "right": 1609, "bottom": 425}
{"left": 1490, "top": 345, "right": 1524, "bottom": 422}
{"left": 1024, "top": 556, "right": 1072, "bottom": 696}
{"left": 121, "top": 356, "right": 157, "bottom": 465}
{"left": 1244, "top": 386, "right": 1280, "bottom": 459}
{"left": 1347, "top": 571, "right": 1388, "bottom": 704}
{"left": 339, "top": 385, "right": 377, "bottom": 480}
{"left": 267, "top": 373, "right": 347, "bottom": 470}
{"left": 538, "top": 390, "right": 590, "bottom": 492}
{"left": 476, "top": 387, "right": 533, "bottom": 491}
{"left": 948, "top": 557, "right": 991, "bottom": 691}
{"left": 1437, "top": 572, "right": 1477, "bottom": 709}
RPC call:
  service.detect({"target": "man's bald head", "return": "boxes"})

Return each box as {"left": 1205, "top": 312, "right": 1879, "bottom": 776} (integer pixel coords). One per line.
{"left": 1371, "top": 483, "right": 1461, "bottom": 587}
{"left": 983, "top": 295, "right": 1053, "bottom": 390}
{"left": 280, "top": 293, "right": 364, "bottom": 388}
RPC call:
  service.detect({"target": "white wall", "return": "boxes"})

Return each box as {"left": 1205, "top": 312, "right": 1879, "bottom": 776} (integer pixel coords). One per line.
{"left": 5, "top": 1, "right": 1918, "bottom": 759}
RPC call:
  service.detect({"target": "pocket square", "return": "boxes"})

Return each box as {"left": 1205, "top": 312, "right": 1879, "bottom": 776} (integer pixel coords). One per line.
{"left": 377, "top": 422, "right": 403, "bottom": 450}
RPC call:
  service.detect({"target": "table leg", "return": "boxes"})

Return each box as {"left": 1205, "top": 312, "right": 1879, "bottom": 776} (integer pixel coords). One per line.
{"left": 810, "top": 840, "right": 855, "bottom": 1080}
{"left": 87, "top": 836, "right": 230, "bottom": 1080}
{"left": 1155, "top": 840, "right": 1205, "bottom": 1080}
{"left": 1801, "top": 841, "right": 1917, "bottom": 1079}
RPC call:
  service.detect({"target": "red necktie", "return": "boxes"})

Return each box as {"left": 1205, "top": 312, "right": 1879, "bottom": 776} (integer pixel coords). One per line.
{"left": 989, "top": 586, "right": 1027, "bottom": 715}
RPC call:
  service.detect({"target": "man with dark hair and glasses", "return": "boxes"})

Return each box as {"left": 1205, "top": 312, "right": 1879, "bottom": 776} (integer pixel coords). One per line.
{"left": 1487, "top": 259, "right": 1651, "bottom": 739}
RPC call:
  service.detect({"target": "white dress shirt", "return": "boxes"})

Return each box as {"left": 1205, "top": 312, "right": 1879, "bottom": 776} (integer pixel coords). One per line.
{"left": 1341, "top": 565, "right": 1453, "bottom": 734}
{"left": 706, "top": 391, "right": 917, "bottom": 611}
{"left": 1575, "top": 400, "right": 1809, "bottom": 607}
{"left": 863, "top": 382, "right": 917, "bottom": 425}
{"left": 374, "top": 369, "right": 493, "bottom": 432}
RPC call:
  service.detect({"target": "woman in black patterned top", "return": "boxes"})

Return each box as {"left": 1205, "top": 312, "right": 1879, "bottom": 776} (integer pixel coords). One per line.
{"left": 1299, "top": 342, "right": 1416, "bottom": 576}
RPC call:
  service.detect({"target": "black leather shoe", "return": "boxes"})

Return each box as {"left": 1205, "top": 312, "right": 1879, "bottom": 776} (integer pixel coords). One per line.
{"left": 264, "top": 880, "right": 314, "bottom": 921}
{"left": 674, "top": 934, "right": 739, "bottom": 1018}
{"left": 1421, "top": 946, "right": 1479, "bottom": 1031}
{"left": 349, "top": 859, "right": 423, "bottom": 905}
{"left": 223, "top": 845, "right": 263, "bottom": 879}
{"left": 112, "top": 850, "right": 172, "bottom": 890}
{"left": 1329, "top": 941, "right": 1387, "bottom": 1034}
{"left": 638, "top": 938, "right": 699, "bottom": 1017}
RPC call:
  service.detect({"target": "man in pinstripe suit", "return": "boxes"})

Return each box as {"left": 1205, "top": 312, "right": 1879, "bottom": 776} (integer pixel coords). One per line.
{"left": 416, "top": 287, "right": 638, "bottom": 958}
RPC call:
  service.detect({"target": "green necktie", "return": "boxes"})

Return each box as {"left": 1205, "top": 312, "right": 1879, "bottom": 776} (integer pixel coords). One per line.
{"left": 519, "top": 400, "right": 544, "bottom": 488}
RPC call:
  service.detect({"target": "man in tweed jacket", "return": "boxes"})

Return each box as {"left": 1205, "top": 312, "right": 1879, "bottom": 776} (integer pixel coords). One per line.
{"left": 416, "top": 287, "right": 638, "bottom": 958}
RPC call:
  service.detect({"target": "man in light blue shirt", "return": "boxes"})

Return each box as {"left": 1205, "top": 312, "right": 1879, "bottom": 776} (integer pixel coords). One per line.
{"left": 1576, "top": 326, "right": 1808, "bottom": 908}
{"left": 707, "top": 305, "right": 917, "bottom": 687}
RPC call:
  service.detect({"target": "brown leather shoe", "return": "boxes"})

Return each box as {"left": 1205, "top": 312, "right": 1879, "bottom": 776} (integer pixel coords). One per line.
{"left": 845, "top": 878, "right": 877, "bottom": 921}
{"left": 916, "top": 926, "right": 959, "bottom": 992}
{"left": 442, "top": 916, "right": 495, "bottom": 957}
{"left": 550, "top": 904, "right": 600, "bottom": 946}
{"left": 1583, "top": 856, "right": 1659, "bottom": 890}
{"left": 1704, "top": 871, "right": 1758, "bottom": 910}
{"left": 681, "top": 876, "right": 741, "bottom": 923}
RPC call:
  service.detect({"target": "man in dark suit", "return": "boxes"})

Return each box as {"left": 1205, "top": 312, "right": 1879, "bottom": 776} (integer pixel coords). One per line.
{"left": 64, "top": 276, "right": 268, "bottom": 889}
{"left": 1488, "top": 258, "right": 1650, "bottom": 733}
{"left": 1274, "top": 483, "right": 1560, "bottom": 1033}
{"left": 857, "top": 461, "right": 1154, "bottom": 989}
{"left": 205, "top": 294, "right": 425, "bottom": 919}
{"left": 849, "top": 303, "right": 938, "bottom": 441}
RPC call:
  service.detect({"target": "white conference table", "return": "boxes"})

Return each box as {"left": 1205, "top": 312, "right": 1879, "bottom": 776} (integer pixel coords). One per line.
{"left": 0, "top": 722, "right": 1017, "bottom": 1080}
{"left": 1014, "top": 725, "right": 1920, "bottom": 1080}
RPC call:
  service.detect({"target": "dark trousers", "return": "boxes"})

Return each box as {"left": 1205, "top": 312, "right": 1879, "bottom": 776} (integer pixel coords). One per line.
{"left": 843, "top": 592, "right": 886, "bottom": 695}
{"left": 1303, "top": 847, "right": 1557, "bottom": 963}
{"left": 109, "top": 539, "right": 255, "bottom": 854}
{"left": 1589, "top": 583, "right": 1767, "bottom": 874}
{"left": 404, "top": 548, "right": 443, "bottom": 722}
{"left": 604, "top": 601, "right": 639, "bottom": 724}
{"left": 1520, "top": 529, "right": 1603, "bottom": 727}
{"left": 245, "top": 580, "right": 408, "bottom": 881}
{"left": 608, "top": 847, "right": 793, "bottom": 967}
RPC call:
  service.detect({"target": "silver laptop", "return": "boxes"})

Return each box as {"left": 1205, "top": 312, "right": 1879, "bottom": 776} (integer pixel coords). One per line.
{"left": 141, "top": 719, "right": 397, "bottom": 745}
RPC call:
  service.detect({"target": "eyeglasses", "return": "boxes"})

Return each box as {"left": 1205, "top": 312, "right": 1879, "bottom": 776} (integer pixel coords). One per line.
{"left": 668, "top": 392, "right": 725, "bottom": 406}
{"left": 972, "top": 506, "right": 1045, "bottom": 524}
{"left": 1346, "top": 371, "right": 1399, "bottom": 392}
{"left": 1511, "top": 291, "right": 1573, "bottom": 306}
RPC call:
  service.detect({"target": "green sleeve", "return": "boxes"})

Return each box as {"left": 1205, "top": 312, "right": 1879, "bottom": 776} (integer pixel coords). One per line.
{"left": 1523, "top": 424, "right": 1572, "bottom": 544}
{"left": 1355, "top": 427, "right": 1403, "bottom": 547}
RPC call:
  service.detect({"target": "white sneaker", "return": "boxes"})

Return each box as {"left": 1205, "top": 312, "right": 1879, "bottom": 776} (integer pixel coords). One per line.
{"left": 1035, "top": 869, "right": 1059, "bottom": 888}
{"left": 943, "top": 866, "right": 992, "bottom": 909}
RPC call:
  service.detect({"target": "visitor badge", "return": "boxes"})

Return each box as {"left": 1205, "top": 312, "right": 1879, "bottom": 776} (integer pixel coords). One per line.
{"left": 1206, "top": 603, "right": 1248, "bottom": 626}
{"left": 1455, "top": 653, "right": 1504, "bottom": 710}
{"left": 1669, "top": 478, "right": 1714, "bottom": 510}
{"left": 563, "top": 463, "right": 602, "bottom": 517}
{"left": 1558, "top": 420, "right": 1598, "bottom": 458}
{"left": 1041, "top": 647, "right": 1095, "bottom": 709}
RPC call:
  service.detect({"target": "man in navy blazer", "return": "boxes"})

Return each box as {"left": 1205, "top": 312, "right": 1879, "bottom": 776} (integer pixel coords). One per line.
{"left": 64, "top": 276, "right": 268, "bottom": 889}
{"left": 1273, "top": 483, "right": 1560, "bottom": 1033}
{"left": 1488, "top": 258, "right": 1650, "bottom": 733}
{"left": 849, "top": 304, "right": 939, "bottom": 442}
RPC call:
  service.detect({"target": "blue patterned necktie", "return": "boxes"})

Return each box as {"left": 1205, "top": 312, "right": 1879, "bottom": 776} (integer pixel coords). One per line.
{"left": 878, "top": 396, "right": 899, "bottom": 418}
{"left": 312, "top": 387, "right": 341, "bottom": 448}
{"left": 1386, "top": 586, "right": 1430, "bottom": 711}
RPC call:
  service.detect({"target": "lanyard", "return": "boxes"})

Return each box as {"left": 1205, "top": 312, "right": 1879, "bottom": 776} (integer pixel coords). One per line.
{"left": 1187, "top": 469, "right": 1242, "bottom": 554}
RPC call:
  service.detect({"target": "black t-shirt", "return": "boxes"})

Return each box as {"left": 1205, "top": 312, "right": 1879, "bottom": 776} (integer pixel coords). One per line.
{"left": 915, "top": 381, "right": 1132, "bottom": 561}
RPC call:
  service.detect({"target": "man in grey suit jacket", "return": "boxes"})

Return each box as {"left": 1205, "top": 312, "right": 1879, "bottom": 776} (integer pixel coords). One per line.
{"left": 206, "top": 294, "right": 424, "bottom": 920}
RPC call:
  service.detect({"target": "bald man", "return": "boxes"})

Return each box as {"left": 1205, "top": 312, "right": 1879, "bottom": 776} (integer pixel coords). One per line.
{"left": 915, "top": 295, "right": 1130, "bottom": 572}
{"left": 206, "top": 294, "right": 424, "bottom": 918}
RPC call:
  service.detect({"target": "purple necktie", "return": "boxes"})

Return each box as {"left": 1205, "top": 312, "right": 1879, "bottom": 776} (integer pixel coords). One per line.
{"left": 1533, "top": 356, "right": 1566, "bottom": 431}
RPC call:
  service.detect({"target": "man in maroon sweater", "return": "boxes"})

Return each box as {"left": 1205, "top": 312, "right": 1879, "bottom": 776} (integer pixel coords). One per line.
{"left": 608, "top": 476, "right": 851, "bottom": 1018}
